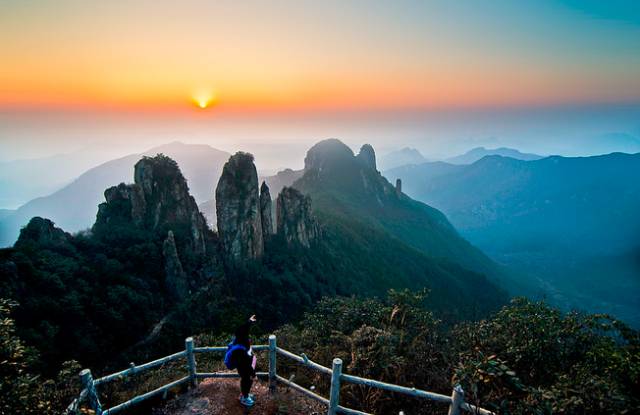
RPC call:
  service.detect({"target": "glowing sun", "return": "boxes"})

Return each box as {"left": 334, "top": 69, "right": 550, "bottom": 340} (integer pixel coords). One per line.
{"left": 192, "top": 90, "right": 217, "bottom": 109}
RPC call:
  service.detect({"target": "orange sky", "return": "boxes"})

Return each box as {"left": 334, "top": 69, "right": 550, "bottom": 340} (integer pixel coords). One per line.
{"left": 1, "top": 1, "right": 639, "bottom": 113}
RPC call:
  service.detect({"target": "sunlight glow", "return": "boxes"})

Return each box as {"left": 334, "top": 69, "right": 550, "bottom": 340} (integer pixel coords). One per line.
{"left": 192, "top": 90, "right": 217, "bottom": 110}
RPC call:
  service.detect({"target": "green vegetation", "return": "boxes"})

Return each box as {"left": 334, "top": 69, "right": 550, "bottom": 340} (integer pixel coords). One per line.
{"left": 277, "top": 292, "right": 640, "bottom": 414}
{"left": 0, "top": 299, "right": 81, "bottom": 414}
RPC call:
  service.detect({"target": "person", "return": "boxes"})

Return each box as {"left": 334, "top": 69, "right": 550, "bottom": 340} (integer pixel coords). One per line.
{"left": 233, "top": 314, "right": 257, "bottom": 407}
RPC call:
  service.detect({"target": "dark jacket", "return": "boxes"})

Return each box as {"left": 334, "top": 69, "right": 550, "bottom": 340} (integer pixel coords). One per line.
{"left": 232, "top": 320, "right": 255, "bottom": 376}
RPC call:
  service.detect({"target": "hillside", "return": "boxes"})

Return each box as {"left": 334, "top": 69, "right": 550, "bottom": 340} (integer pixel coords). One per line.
{"left": 385, "top": 152, "right": 640, "bottom": 324}
{"left": 0, "top": 142, "right": 230, "bottom": 246}
{"left": 293, "top": 139, "right": 511, "bottom": 287}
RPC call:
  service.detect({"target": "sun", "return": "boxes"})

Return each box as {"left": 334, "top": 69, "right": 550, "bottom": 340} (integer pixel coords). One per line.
{"left": 192, "top": 90, "right": 217, "bottom": 110}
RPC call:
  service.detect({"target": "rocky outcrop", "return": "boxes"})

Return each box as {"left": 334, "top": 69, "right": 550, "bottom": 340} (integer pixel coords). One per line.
{"left": 260, "top": 182, "right": 273, "bottom": 237}
{"left": 304, "top": 139, "right": 355, "bottom": 173}
{"left": 162, "top": 230, "right": 189, "bottom": 300}
{"left": 276, "top": 187, "right": 319, "bottom": 248}
{"left": 15, "top": 217, "right": 70, "bottom": 247}
{"left": 356, "top": 144, "right": 377, "bottom": 171}
{"left": 296, "top": 139, "right": 404, "bottom": 208}
{"left": 96, "top": 183, "right": 146, "bottom": 227}
{"left": 215, "top": 152, "right": 264, "bottom": 266}
{"left": 396, "top": 179, "right": 402, "bottom": 196}
{"left": 95, "top": 154, "right": 208, "bottom": 255}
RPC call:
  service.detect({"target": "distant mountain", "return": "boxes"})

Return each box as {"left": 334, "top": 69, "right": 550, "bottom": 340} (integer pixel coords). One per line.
{"left": 578, "top": 133, "right": 640, "bottom": 155}
{"left": 0, "top": 142, "right": 230, "bottom": 246}
{"left": 385, "top": 153, "right": 640, "bottom": 325}
{"left": 0, "top": 152, "right": 103, "bottom": 209}
{"left": 263, "top": 168, "right": 304, "bottom": 197}
{"left": 445, "top": 147, "right": 544, "bottom": 164}
{"left": 378, "top": 147, "right": 428, "bottom": 170}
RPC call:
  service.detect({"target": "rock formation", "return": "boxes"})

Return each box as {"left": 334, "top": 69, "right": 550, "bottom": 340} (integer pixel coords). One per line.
{"left": 297, "top": 139, "right": 402, "bottom": 207}
{"left": 396, "top": 178, "right": 402, "bottom": 196}
{"left": 96, "top": 183, "right": 146, "bottom": 227}
{"left": 215, "top": 152, "right": 264, "bottom": 265}
{"left": 95, "top": 154, "right": 208, "bottom": 255}
{"left": 356, "top": 144, "right": 377, "bottom": 171}
{"left": 15, "top": 217, "right": 70, "bottom": 247}
{"left": 260, "top": 181, "right": 273, "bottom": 237}
{"left": 276, "top": 187, "right": 319, "bottom": 248}
{"left": 162, "top": 230, "right": 189, "bottom": 300}
{"left": 304, "top": 138, "right": 355, "bottom": 173}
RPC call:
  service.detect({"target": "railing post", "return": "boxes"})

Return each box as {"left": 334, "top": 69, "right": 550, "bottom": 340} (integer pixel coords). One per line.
{"left": 80, "top": 369, "right": 102, "bottom": 415}
{"left": 328, "top": 358, "right": 342, "bottom": 415}
{"left": 447, "top": 384, "right": 464, "bottom": 415}
{"left": 268, "top": 334, "right": 277, "bottom": 392}
{"left": 185, "top": 337, "right": 198, "bottom": 387}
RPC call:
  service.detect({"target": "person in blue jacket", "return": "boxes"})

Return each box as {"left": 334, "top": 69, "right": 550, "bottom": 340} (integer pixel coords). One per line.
{"left": 233, "top": 314, "right": 257, "bottom": 407}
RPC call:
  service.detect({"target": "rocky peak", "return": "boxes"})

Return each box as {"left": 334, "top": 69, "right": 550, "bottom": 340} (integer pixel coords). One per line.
{"left": 260, "top": 181, "right": 273, "bottom": 237}
{"left": 296, "top": 139, "right": 401, "bottom": 208}
{"left": 276, "top": 187, "right": 319, "bottom": 248}
{"left": 356, "top": 144, "right": 377, "bottom": 171}
{"left": 304, "top": 139, "right": 355, "bottom": 172}
{"left": 215, "top": 152, "right": 264, "bottom": 266}
{"left": 95, "top": 154, "right": 208, "bottom": 255}
{"left": 16, "top": 217, "right": 70, "bottom": 248}
{"left": 97, "top": 182, "right": 146, "bottom": 226}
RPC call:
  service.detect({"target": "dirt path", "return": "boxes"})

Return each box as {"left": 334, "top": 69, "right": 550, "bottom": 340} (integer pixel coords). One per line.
{"left": 154, "top": 377, "right": 326, "bottom": 415}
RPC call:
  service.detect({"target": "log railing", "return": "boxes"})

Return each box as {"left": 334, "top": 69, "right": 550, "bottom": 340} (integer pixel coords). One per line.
{"left": 66, "top": 335, "right": 494, "bottom": 415}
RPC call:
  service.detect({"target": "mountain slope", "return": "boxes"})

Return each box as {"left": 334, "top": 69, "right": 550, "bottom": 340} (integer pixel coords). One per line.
{"left": 0, "top": 151, "right": 112, "bottom": 209}
{"left": 291, "top": 139, "right": 510, "bottom": 288}
{"left": 385, "top": 152, "right": 640, "bottom": 325}
{"left": 0, "top": 142, "right": 230, "bottom": 246}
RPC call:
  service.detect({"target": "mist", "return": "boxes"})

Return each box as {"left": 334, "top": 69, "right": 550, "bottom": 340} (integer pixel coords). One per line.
{"left": 2, "top": 103, "right": 639, "bottom": 175}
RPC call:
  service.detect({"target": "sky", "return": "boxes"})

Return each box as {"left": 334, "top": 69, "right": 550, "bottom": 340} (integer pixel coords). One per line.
{"left": 1, "top": 1, "right": 639, "bottom": 169}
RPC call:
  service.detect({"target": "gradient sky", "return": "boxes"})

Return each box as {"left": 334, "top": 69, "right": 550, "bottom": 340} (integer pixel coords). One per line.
{"left": 1, "top": 0, "right": 639, "bottom": 112}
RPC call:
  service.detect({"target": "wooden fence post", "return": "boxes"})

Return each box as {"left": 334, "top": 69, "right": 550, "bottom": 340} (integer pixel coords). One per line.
{"left": 447, "top": 384, "right": 464, "bottom": 415}
{"left": 268, "top": 334, "right": 277, "bottom": 392}
{"left": 185, "top": 337, "right": 198, "bottom": 387}
{"left": 80, "top": 369, "right": 102, "bottom": 415}
{"left": 328, "top": 358, "right": 343, "bottom": 415}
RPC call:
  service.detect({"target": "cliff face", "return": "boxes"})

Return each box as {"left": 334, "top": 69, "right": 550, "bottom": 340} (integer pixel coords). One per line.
{"left": 276, "top": 187, "right": 319, "bottom": 248}
{"left": 215, "top": 152, "right": 264, "bottom": 266}
{"left": 260, "top": 181, "right": 273, "bottom": 238}
{"left": 356, "top": 144, "right": 377, "bottom": 171}
{"left": 15, "top": 216, "right": 70, "bottom": 248}
{"left": 95, "top": 154, "right": 209, "bottom": 254}
{"left": 162, "top": 230, "right": 189, "bottom": 300}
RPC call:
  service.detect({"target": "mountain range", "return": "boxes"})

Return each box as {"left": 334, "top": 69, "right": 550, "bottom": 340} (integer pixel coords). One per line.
{"left": 385, "top": 152, "right": 640, "bottom": 325}
{"left": 0, "top": 139, "right": 507, "bottom": 372}
{"left": 445, "top": 146, "right": 544, "bottom": 164}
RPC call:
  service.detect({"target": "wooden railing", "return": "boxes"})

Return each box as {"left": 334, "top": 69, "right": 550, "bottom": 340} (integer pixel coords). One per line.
{"left": 67, "top": 335, "right": 494, "bottom": 415}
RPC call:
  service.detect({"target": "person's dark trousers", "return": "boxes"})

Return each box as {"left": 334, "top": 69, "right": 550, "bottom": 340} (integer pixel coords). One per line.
{"left": 238, "top": 364, "right": 253, "bottom": 397}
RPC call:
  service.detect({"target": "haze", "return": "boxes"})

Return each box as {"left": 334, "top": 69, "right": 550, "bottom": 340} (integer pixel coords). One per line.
{"left": 2, "top": 1, "right": 640, "bottom": 172}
